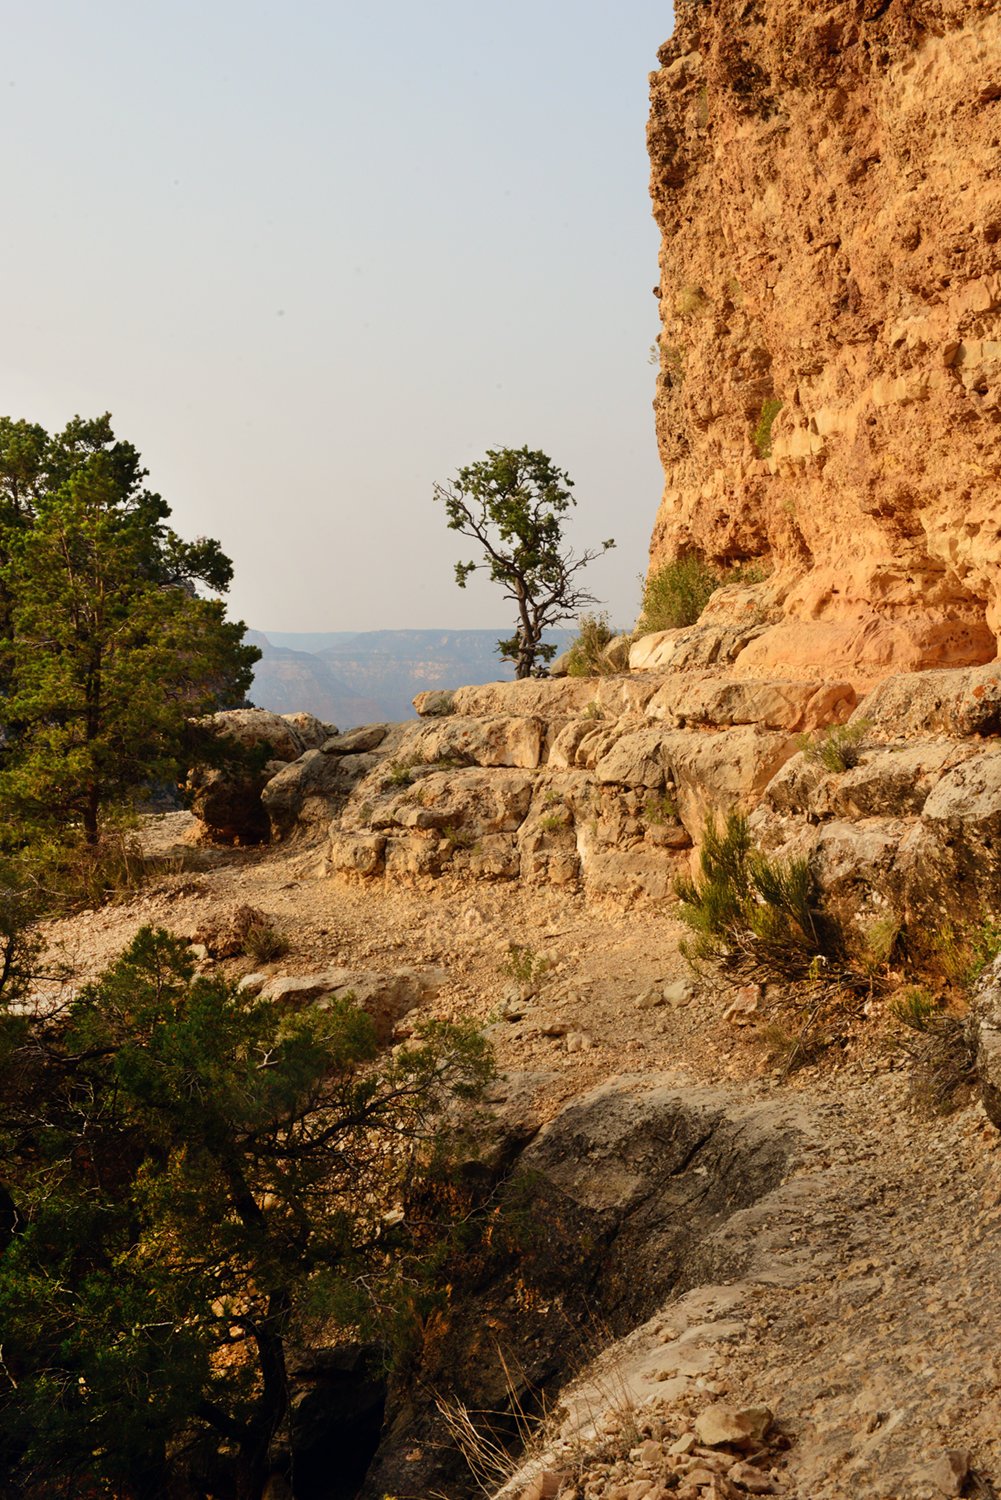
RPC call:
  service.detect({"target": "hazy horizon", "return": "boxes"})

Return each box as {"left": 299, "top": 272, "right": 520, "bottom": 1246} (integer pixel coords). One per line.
{"left": 3, "top": 2, "right": 674, "bottom": 633}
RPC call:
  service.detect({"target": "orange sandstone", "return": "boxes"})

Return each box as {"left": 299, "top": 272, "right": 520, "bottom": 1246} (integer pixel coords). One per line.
{"left": 648, "top": 0, "right": 1001, "bottom": 688}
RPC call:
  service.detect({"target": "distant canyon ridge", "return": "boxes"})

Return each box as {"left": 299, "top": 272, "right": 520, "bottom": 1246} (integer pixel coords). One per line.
{"left": 247, "top": 629, "right": 573, "bottom": 729}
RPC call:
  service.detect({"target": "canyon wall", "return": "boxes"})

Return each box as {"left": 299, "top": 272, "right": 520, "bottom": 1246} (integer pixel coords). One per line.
{"left": 648, "top": 0, "right": 1001, "bottom": 686}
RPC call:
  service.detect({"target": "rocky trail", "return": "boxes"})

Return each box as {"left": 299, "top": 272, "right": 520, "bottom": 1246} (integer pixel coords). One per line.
{"left": 39, "top": 820, "right": 1001, "bottom": 1500}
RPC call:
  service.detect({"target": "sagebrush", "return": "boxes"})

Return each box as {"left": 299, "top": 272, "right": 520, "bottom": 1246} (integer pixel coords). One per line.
{"left": 565, "top": 612, "right": 618, "bottom": 677}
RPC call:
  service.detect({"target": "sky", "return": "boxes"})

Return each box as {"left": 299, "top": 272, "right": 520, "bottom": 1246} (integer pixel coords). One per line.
{"left": 2, "top": 1, "right": 673, "bottom": 634}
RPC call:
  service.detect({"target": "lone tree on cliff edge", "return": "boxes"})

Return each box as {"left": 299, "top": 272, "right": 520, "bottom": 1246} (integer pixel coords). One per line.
{"left": 433, "top": 446, "right": 614, "bottom": 678}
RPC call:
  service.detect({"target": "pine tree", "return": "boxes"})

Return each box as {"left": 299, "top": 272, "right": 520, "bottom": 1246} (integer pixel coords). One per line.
{"left": 0, "top": 927, "right": 492, "bottom": 1499}
{"left": 0, "top": 415, "right": 258, "bottom": 846}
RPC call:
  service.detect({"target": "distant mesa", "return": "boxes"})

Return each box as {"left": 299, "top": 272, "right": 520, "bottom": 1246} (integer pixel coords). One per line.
{"left": 247, "top": 628, "right": 572, "bottom": 728}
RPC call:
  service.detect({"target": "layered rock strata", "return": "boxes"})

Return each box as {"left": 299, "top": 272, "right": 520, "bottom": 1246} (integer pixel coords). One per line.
{"left": 648, "top": 0, "right": 1001, "bottom": 687}
{"left": 302, "top": 661, "right": 856, "bottom": 904}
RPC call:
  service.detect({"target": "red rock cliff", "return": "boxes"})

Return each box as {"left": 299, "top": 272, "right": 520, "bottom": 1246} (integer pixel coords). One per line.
{"left": 648, "top": 0, "right": 1001, "bottom": 686}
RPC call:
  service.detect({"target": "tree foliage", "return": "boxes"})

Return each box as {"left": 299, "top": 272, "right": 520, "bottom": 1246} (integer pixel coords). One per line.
{"left": 0, "top": 926, "right": 493, "bottom": 1499}
{"left": 433, "top": 446, "right": 614, "bottom": 678}
{"left": 0, "top": 414, "right": 258, "bottom": 847}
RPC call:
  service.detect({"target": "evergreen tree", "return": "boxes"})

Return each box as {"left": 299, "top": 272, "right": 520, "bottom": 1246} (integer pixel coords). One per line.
{"left": 0, "top": 415, "right": 258, "bottom": 845}
{"left": 0, "top": 927, "right": 492, "bottom": 1499}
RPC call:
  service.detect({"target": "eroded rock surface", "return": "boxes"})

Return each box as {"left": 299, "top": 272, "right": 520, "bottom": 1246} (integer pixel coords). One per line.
{"left": 361, "top": 1076, "right": 796, "bottom": 1500}
{"left": 648, "top": 0, "right": 1001, "bottom": 688}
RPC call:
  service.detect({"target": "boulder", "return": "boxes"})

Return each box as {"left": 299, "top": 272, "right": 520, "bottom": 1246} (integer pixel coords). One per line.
{"left": 577, "top": 837, "right": 683, "bottom": 903}
{"left": 646, "top": 675, "right": 856, "bottom": 733}
{"left": 450, "top": 678, "right": 598, "bottom": 719}
{"left": 663, "top": 727, "right": 799, "bottom": 839}
{"left": 593, "top": 727, "right": 674, "bottom": 789}
{"left": 187, "top": 765, "right": 271, "bottom": 844}
{"left": 412, "top": 689, "right": 455, "bottom": 717}
{"left": 280, "top": 711, "right": 337, "bottom": 749}
{"left": 203, "top": 708, "right": 313, "bottom": 763}
{"left": 629, "top": 623, "right": 768, "bottom": 673}
{"left": 761, "top": 741, "right": 978, "bottom": 822}
{"left": 187, "top": 708, "right": 336, "bottom": 843}
{"left": 361, "top": 1077, "right": 794, "bottom": 1500}
{"left": 835, "top": 743, "right": 976, "bottom": 820}
{"left": 372, "top": 769, "right": 534, "bottom": 837}
{"left": 896, "top": 749, "right": 1001, "bottom": 923}
{"left": 407, "top": 714, "right": 545, "bottom": 770}
{"left": 602, "top": 633, "right": 633, "bottom": 671}
{"left": 694, "top": 1404, "right": 773, "bottom": 1448}
{"left": 257, "top": 967, "right": 448, "bottom": 1041}
{"left": 808, "top": 819, "right": 905, "bottom": 904}
{"left": 263, "top": 750, "right": 383, "bottom": 841}
{"left": 322, "top": 723, "right": 392, "bottom": 755}
{"left": 325, "top": 831, "right": 387, "bottom": 876}
{"left": 854, "top": 662, "right": 1001, "bottom": 740}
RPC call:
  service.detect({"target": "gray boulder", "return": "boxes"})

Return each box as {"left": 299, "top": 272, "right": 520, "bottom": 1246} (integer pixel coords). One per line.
{"left": 187, "top": 708, "right": 336, "bottom": 843}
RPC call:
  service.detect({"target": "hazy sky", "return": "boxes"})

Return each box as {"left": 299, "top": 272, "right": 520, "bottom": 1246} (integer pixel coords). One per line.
{"left": 2, "top": 2, "right": 673, "bottom": 634}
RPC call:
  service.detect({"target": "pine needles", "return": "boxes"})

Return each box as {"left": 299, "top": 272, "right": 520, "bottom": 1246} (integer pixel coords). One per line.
{"left": 676, "top": 810, "right": 847, "bottom": 984}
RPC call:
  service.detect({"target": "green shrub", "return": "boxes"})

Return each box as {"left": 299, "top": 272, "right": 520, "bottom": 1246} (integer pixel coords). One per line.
{"left": 639, "top": 555, "right": 721, "bottom": 632}
{"left": 676, "top": 284, "right": 708, "bottom": 317}
{"left": 797, "top": 720, "right": 870, "bottom": 773}
{"left": 923, "top": 914, "right": 1001, "bottom": 994}
{"left": 385, "top": 758, "right": 419, "bottom": 788}
{"left": 753, "top": 398, "right": 783, "bottom": 459}
{"left": 11, "top": 826, "right": 147, "bottom": 914}
{"left": 242, "top": 917, "right": 289, "bottom": 964}
{"left": 638, "top": 554, "right": 773, "bottom": 635}
{"left": 0, "top": 926, "right": 493, "bottom": 1496}
{"left": 643, "top": 791, "right": 678, "bottom": 826}
{"left": 565, "top": 613, "right": 617, "bottom": 677}
{"left": 502, "top": 944, "right": 550, "bottom": 989}
{"left": 676, "top": 810, "right": 844, "bottom": 981}
{"left": 890, "top": 987, "right": 977, "bottom": 1114}
{"left": 441, "top": 824, "right": 478, "bottom": 852}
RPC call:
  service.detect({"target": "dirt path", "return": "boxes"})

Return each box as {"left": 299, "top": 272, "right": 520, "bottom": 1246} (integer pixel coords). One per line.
{"left": 36, "top": 817, "right": 1001, "bottom": 1498}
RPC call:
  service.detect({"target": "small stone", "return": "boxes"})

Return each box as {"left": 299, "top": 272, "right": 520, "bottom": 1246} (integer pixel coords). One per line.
{"left": 638, "top": 1439, "right": 664, "bottom": 1463}
{"left": 237, "top": 971, "right": 267, "bottom": 993}
{"left": 927, "top": 1450, "right": 972, "bottom": 1497}
{"left": 683, "top": 1468, "right": 719, "bottom": 1487}
{"left": 727, "top": 1460, "right": 777, "bottom": 1495}
{"left": 187, "top": 942, "right": 209, "bottom": 961}
{"left": 654, "top": 1375, "right": 692, "bottom": 1400}
{"left": 535, "top": 1014, "right": 569, "bottom": 1037}
{"left": 663, "top": 978, "right": 696, "bottom": 1007}
{"left": 670, "top": 1433, "right": 697, "bottom": 1456}
{"left": 722, "top": 986, "right": 761, "bottom": 1024}
{"left": 704, "top": 1480, "right": 742, "bottom": 1500}
{"left": 519, "top": 1469, "right": 567, "bottom": 1500}
{"left": 694, "top": 1404, "right": 773, "bottom": 1448}
{"left": 566, "top": 1031, "right": 594, "bottom": 1053}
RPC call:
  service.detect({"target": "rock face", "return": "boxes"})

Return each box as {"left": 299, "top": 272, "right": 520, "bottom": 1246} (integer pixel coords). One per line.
{"left": 361, "top": 1076, "right": 796, "bottom": 1500}
{"left": 186, "top": 709, "right": 338, "bottom": 843}
{"left": 648, "top": 0, "right": 1001, "bottom": 688}
{"left": 317, "top": 671, "right": 838, "bottom": 903}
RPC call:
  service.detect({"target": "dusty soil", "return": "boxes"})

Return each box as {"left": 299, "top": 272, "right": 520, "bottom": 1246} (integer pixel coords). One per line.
{"left": 37, "top": 814, "right": 1001, "bottom": 1500}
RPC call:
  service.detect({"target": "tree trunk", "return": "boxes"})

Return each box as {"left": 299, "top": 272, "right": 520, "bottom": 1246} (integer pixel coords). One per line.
{"left": 83, "top": 783, "right": 100, "bottom": 845}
